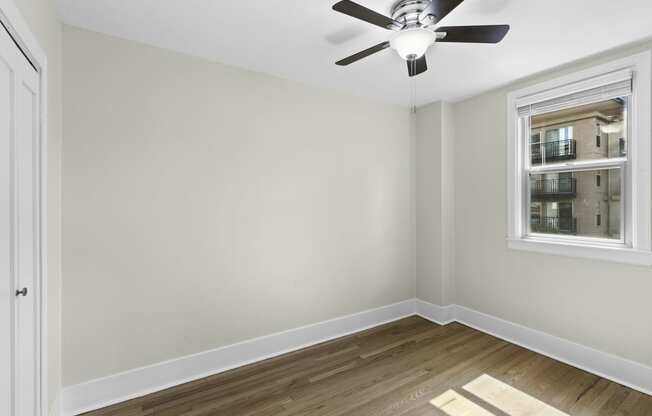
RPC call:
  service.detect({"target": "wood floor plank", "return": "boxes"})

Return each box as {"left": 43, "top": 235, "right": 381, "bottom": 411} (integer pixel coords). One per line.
{"left": 281, "top": 330, "right": 496, "bottom": 416}
{"left": 81, "top": 317, "right": 652, "bottom": 416}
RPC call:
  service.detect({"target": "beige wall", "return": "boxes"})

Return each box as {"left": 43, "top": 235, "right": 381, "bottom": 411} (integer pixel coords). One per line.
{"left": 13, "top": 0, "right": 62, "bottom": 413}
{"left": 61, "top": 26, "right": 415, "bottom": 386}
{"left": 415, "top": 102, "right": 454, "bottom": 305}
{"left": 451, "top": 41, "right": 652, "bottom": 367}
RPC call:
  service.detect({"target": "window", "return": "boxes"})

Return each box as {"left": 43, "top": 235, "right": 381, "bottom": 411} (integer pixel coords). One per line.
{"left": 619, "top": 138, "right": 626, "bottom": 156}
{"left": 529, "top": 100, "right": 624, "bottom": 241}
{"left": 507, "top": 52, "right": 652, "bottom": 265}
{"left": 531, "top": 133, "right": 541, "bottom": 143}
{"left": 533, "top": 127, "right": 574, "bottom": 165}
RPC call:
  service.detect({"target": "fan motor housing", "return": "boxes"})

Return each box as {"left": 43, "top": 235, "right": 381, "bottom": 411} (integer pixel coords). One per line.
{"left": 391, "top": 0, "right": 433, "bottom": 28}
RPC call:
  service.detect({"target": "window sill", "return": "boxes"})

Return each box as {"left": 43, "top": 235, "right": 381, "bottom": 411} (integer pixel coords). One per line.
{"left": 507, "top": 237, "right": 652, "bottom": 266}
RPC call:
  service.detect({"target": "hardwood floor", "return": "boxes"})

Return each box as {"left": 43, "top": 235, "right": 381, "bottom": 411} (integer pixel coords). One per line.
{"left": 81, "top": 316, "right": 652, "bottom": 416}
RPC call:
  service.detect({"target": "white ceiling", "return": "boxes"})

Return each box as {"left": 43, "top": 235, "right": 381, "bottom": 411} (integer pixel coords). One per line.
{"left": 56, "top": 0, "right": 652, "bottom": 107}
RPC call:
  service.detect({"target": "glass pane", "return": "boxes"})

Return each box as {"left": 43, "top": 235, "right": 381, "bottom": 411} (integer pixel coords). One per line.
{"left": 529, "top": 169, "right": 621, "bottom": 239}
{"left": 530, "top": 98, "right": 627, "bottom": 166}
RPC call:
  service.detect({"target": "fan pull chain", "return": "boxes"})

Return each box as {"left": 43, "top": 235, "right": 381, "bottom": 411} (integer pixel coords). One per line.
{"left": 410, "top": 72, "right": 417, "bottom": 114}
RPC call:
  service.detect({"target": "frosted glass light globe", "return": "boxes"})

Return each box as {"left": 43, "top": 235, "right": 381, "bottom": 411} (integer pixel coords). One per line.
{"left": 390, "top": 28, "right": 436, "bottom": 60}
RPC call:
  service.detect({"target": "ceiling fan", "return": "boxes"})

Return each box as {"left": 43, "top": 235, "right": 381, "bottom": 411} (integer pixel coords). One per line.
{"left": 332, "top": 0, "right": 510, "bottom": 77}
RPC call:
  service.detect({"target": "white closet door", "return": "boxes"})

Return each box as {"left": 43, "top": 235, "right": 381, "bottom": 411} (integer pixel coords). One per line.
{"left": 0, "top": 24, "right": 13, "bottom": 416}
{"left": 0, "top": 22, "right": 40, "bottom": 416}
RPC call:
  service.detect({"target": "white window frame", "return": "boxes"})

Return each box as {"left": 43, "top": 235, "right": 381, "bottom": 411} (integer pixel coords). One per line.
{"left": 507, "top": 51, "right": 652, "bottom": 266}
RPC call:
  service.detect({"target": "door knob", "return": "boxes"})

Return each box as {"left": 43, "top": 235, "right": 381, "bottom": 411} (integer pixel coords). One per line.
{"left": 16, "top": 287, "right": 28, "bottom": 297}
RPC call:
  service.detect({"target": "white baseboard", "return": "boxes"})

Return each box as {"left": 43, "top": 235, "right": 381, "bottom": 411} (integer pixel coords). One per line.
{"left": 454, "top": 304, "right": 652, "bottom": 396}
{"left": 415, "top": 299, "right": 455, "bottom": 325}
{"left": 416, "top": 300, "right": 652, "bottom": 396}
{"left": 61, "top": 299, "right": 416, "bottom": 416}
{"left": 49, "top": 392, "right": 61, "bottom": 416}
{"left": 63, "top": 298, "right": 652, "bottom": 415}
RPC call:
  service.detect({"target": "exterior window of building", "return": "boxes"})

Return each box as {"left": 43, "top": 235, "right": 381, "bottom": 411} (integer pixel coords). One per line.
{"left": 618, "top": 138, "right": 626, "bottom": 156}
{"left": 507, "top": 52, "right": 652, "bottom": 265}
{"left": 532, "top": 127, "right": 574, "bottom": 165}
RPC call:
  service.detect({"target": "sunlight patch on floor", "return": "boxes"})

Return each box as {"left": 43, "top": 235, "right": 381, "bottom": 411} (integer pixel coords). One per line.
{"left": 430, "top": 390, "right": 496, "bottom": 416}
{"left": 463, "top": 374, "right": 569, "bottom": 416}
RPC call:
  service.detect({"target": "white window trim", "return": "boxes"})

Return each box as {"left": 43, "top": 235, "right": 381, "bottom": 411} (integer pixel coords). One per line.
{"left": 507, "top": 51, "right": 652, "bottom": 266}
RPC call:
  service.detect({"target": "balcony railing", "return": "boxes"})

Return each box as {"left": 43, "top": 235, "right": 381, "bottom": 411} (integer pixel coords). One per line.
{"left": 531, "top": 178, "right": 577, "bottom": 198}
{"left": 531, "top": 139, "right": 576, "bottom": 164}
{"left": 531, "top": 216, "right": 577, "bottom": 235}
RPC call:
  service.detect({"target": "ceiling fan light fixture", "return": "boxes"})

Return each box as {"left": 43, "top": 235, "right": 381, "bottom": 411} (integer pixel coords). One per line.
{"left": 390, "top": 28, "right": 436, "bottom": 60}
{"left": 332, "top": 0, "right": 510, "bottom": 77}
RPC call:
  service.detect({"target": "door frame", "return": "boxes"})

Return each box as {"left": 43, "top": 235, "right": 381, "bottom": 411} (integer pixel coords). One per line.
{"left": 0, "top": 1, "right": 48, "bottom": 414}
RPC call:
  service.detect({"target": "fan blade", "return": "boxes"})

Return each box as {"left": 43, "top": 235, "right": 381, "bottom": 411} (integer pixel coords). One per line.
{"left": 435, "top": 25, "right": 510, "bottom": 43}
{"left": 336, "top": 41, "right": 391, "bottom": 66}
{"left": 420, "top": 0, "right": 465, "bottom": 25}
{"left": 333, "top": 0, "right": 403, "bottom": 31}
{"left": 407, "top": 55, "right": 428, "bottom": 77}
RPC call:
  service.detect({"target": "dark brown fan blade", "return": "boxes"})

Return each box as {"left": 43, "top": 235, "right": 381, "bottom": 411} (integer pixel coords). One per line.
{"left": 420, "top": 0, "right": 465, "bottom": 24}
{"left": 333, "top": 0, "right": 403, "bottom": 31}
{"left": 407, "top": 55, "right": 427, "bottom": 77}
{"left": 336, "top": 41, "right": 391, "bottom": 66}
{"left": 435, "top": 25, "right": 510, "bottom": 43}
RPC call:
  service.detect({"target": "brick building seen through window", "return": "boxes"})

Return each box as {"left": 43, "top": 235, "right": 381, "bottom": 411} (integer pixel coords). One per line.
{"left": 529, "top": 99, "right": 624, "bottom": 239}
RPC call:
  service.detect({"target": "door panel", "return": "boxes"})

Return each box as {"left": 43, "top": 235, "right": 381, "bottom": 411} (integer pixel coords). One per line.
{"left": 0, "top": 40, "right": 14, "bottom": 416}
{"left": 0, "top": 22, "right": 40, "bottom": 416}
{"left": 559, "top": 202, "right": 573, "bottom": 234}
{"left": 16, "top": 75, "right": 38, "bottom": 416}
